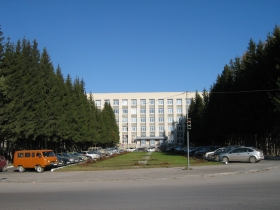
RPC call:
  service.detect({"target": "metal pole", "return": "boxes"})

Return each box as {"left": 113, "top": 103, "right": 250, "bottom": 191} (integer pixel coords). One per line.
{"left": 186, "top": 91, "right": 190, "bottom": 170}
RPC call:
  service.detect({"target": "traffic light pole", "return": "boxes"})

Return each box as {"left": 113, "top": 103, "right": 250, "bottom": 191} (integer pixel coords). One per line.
{"left": 187, "top": 128, "right": 190, "bottom": 170}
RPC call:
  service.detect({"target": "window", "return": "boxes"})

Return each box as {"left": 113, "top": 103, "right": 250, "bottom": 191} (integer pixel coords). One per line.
{"left": 114, "top": 109, "right": 119, "bottom": 114}
{"left": 177, "top": 99, "right": 182, "bottom": 105}
{"left": 140, "top": 99, "right": 146, "bottom": 105}
{"left": 150, "top": 140, "right": 155, "bottom": 145}
{"left": 168, "top": 126, "right": 173, "bottom": 131}
{"left": 141, "top": 126, "right": 146, "bottom": 131}
{"left": 123, "top": 109, "right": 128, "bottom": 114}
{"left": 115, "top": 118, "right": 119, "bottom": 122}
{"left": 113, "top": 100, "right": 119, "bottom": 105}
{"left": 17, "top": 153, "right": 24, "bottom": 158}
{"left": 105, "top": 100, "right": 110, "bottom": 104}
{"left": 158, "top": 99, "right": 164, "bottom": 105}
{"left": 177, "top": 108, "right": 182, "bottom": 114}
{"left": 25, "top": 153, "right": 31, "bottom": 157}
{"left": 141, "top": 140, "right": 146, "bottom": 145}
{"left": 168, "top": 108, "right": 173, "bottom": 114}
{"left": 95, "top": 100, "right": 101, "bottom": 106}
{"left": 158, "top": 108, "right": 164, "bottom": 113}
{"left": 140, "top": 109, "right": 146, "bottom": 114}
{"left": 131, "top": 108, "right": 137, "bottom": 114}
{"left": 159, "top": 126, "right": 164, "bottom": 131}
{"left": 122, "top": 127, "right": 128, "bottom": 132}
{"left": 131, "top": 126, "right": 137, "bottom": 132}
{"left": 186, "top": 99, "right": 191, "bottom": 105}
{"left": 122, "top": 99, "right": 128, "bottom": 105}
{"left": 150, "top": 132, "right": 155, "bottom": 137}
{"left": 168, "top": 117, "right": 173, "bottom": 123}
{"left": 141, "top": 132, "right": 146, "bottom": 137}
{"left": 122, "top": 118, "right": 128, "bottom": 123}
{"left": 149, "top": 99, "right": 155, "bottom": 105}
{"left": 131, "top": 118, "right": 137, "bottom": 123}
{"left": 159, "top": 117, "right": 164, "bottom": 122}
{"left": 178, "top": 126, "right": 182, "bottom": 131}
{"left": 149, "top": 108, "right": 155, "bottom": 114}
{"left": 141, "top": 118, "right": 146, "bottom": 123}
{"left": 167, "top": 99, "right": 173, "bottom": 105}
{"left": 150, "top": 117, "right": 155, "bottom": 123}
{"left": 159, "top": 132, "right": 164, "bottom": 137}
{"left": 150, "top": 126, "right": 155, "bottom": 131}
{"left": 131, "top": 99, "right": 137, "bottom": 105}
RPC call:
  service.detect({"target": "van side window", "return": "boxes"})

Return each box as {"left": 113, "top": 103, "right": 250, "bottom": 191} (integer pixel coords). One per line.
{"left": 36, "top": 153, "right": 41, "bottom": 157}
{"left": 17, "top": 153, "right": 24, "bottom": 158}
{"left": 32, "top": 153, "right": 35, "bottom": 157}
{"left": 25, "top": 153, "right": 31, "bottom": 157}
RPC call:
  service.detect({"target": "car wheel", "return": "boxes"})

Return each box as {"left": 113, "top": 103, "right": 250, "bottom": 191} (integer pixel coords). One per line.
{"left": 2, "top": 166, "right": 7, "bottom": 172}
{"left": 18, "top": 166, "right": 25, "bottom": 173}
{"left": 249, "top": 156, "right": 257, "bottom": 163}
{"left": 222, "top": 156, "right": 229, "bottom": 163}
{"left": 36, "top": 165, "right": 44, "bottom": 173}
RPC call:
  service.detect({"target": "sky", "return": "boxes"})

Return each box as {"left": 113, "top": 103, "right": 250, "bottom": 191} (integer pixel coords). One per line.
{"left": 0, "top": 0, "right": 280, "bottom": 93}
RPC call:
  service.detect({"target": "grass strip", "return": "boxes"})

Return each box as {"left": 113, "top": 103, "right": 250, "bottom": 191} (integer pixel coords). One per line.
{"left": 55, "top": 152, "right": 221, "bottom": 172}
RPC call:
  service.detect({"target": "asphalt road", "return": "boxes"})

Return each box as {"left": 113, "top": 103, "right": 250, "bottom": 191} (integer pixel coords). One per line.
{"left": 1, "top": 159, "right": 280, "bottom": 210}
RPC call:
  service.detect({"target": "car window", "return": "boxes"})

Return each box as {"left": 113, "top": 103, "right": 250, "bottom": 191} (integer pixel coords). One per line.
{"left": 231, "top": 149, "right": 239, "bottom": 153}
{"left": 247, "top": 148, "right": 254, "bottom": 152}
{"left": 238, "top": 148, "right": 247, "bottom": 153}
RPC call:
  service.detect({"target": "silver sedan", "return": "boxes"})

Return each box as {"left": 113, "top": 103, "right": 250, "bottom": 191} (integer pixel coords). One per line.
{"left": 219, "top": 147, "right": 264, "bottom": 163}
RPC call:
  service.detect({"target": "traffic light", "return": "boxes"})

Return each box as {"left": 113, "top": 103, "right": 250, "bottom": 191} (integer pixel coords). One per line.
{"left": 187, "top": 118, "right": 191, "bottom": 130}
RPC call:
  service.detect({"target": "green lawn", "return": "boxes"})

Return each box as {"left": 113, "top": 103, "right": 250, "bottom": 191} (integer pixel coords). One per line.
{"left": 55, "top": 152, "right": 221, "bottom": 172}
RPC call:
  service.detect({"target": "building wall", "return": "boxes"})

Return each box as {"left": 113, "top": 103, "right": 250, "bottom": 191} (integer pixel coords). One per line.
{"left": 91, "top": 92, "right": 196, "bottom": 148}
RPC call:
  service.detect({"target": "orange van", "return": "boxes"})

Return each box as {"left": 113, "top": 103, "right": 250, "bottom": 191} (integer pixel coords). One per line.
{"left": 13, "top": 150, "right": 58, "bottom": 173}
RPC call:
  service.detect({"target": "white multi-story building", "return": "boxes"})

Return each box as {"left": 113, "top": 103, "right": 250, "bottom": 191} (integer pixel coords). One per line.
{"left": 91, "top": 92, "right": 195, "bottom": 149}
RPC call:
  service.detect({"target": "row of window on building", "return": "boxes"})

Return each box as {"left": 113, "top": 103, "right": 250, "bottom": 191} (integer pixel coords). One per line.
{"left": 118, "top": 117, "right": 183, "bottom": 123}
{"left": 122, "top": 125, "right": 184, "bottom": 132}
{"left": 113, "top": 108, "right": 183, "bottom": 114}
{"left": 95, "top": 99, "right": 191, "bottom": 106}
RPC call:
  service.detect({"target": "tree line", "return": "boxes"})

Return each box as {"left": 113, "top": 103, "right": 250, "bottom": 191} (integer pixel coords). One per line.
{"left": 0, "top": 26, "right": 119, "bottom": 158}
{"left": 187, "top": 26, "right": 280, "bottom": 155}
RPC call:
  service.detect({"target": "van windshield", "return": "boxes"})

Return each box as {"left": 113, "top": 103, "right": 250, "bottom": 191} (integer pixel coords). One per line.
{"left": 42, "top": 151, "right": 55, "bottom": 157}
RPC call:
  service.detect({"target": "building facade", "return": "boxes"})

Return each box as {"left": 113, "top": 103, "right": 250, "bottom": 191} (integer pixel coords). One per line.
{"left": 91, "top": 92, "right": 195, "bottom": 149}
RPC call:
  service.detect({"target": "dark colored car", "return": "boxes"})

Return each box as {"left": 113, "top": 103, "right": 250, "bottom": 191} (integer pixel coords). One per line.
{"left": 195, "top": 146, "right": 221, "bottom": 158}
{"left": 0, "top": 156, "right": 8, "bottom": 172}
{"left": 135, "top": 148, "right": 146, "bottom": 152}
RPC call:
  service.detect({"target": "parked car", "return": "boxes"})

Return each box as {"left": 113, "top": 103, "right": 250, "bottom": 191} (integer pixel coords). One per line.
{"left": 0, "top": 156, "right": 7, "bottom": 172}
{"left": 203, "top": 147, "right": 225, "bottom": 160}
{"left": 13, "top": 150, "right": 58, "bottom": 173}
{"left": 146, "top": 147, "right": 156, "bottom": 152}
{"left": 86, "top": 150, "right": 100, "bottom": 159}
{"left": 135, "top": 148, "right": 146, "bottom": 152}
{"left": 195, "top": 146, "right": 221, "bottom": 158}
{"left": 126, "top": 148, "right": 136, "bottom": 152}
{"left": 55, "top": 155, "right": 63, "bottom": 167}
{"left": 214, "top": 145, "right": 243, "bottom": 161}
{"left": 56, "top": 154, "right": 71, "bottom": 166}
{"left": 68, "top": 152, "right": 87, "bottom": 161}
{"left": 219, "top": 147, "right": 264, "bottom": 163}
{"left": 57, "top": 153, "right": 75, "bottom": 164}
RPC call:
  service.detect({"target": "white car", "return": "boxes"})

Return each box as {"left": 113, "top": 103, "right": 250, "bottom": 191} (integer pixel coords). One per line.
{"left": 126, "top": 148, "right": 136, "bottom": 152}
{"left": 85, "top": 151, "right": 100, "bottom": 159}
{"left": 146, "top": 147, "right": 156, "bottom": 152}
